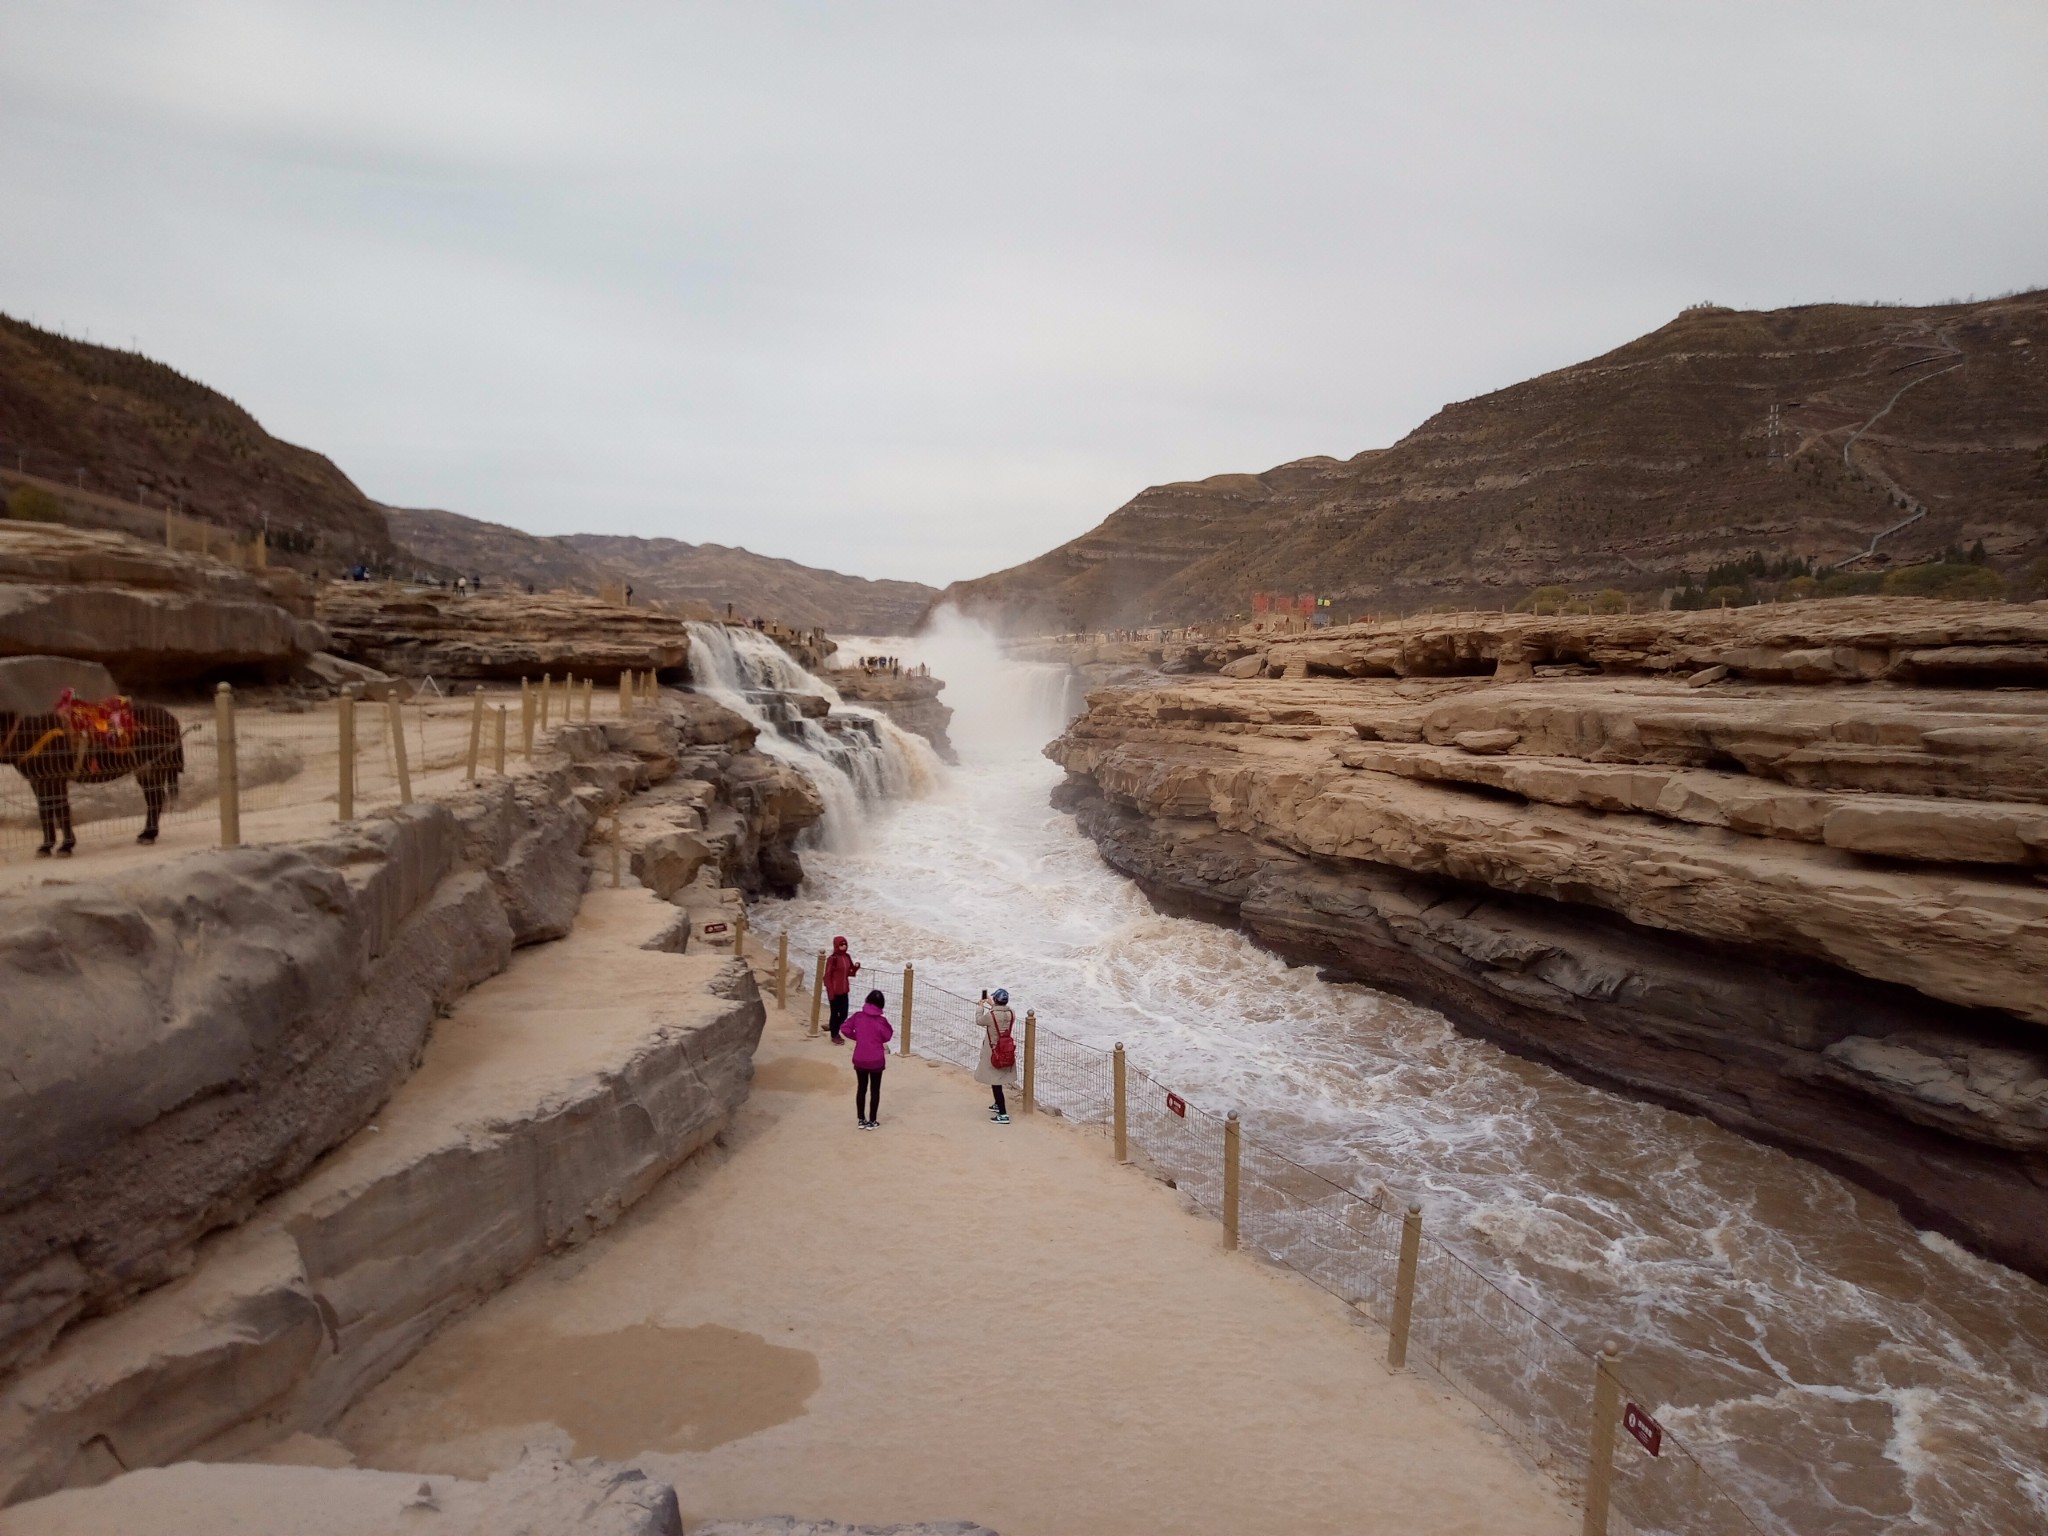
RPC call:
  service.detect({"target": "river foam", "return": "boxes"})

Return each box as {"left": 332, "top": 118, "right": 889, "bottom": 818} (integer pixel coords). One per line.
{"left": 756, "top": 611, "right": 2048, "bottom": 1536}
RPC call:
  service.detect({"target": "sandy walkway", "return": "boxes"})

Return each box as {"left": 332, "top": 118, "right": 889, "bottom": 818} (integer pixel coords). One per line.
{"left": 332, "top": 983, "right": 1574, "bottom": 1535}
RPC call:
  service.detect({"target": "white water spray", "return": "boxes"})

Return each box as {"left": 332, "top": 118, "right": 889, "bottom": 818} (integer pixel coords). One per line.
{"left": 684, "top": 621, "right": 938, "bottom": 848}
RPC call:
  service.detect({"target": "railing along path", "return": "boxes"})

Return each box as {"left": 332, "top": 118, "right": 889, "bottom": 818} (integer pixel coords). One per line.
{"left": 750, "top": 935, "right": 1769, "bottom": 1536}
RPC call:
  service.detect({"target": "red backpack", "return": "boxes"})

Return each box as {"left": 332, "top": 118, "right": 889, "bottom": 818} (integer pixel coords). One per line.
{"left": 989, "top": 1007, "right": 1017, "bottom": 1070}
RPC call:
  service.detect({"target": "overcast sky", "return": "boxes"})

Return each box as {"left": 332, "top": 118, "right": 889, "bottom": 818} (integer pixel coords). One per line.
{"left": 1, "top": 3, "right": 2043, "bottom": 586}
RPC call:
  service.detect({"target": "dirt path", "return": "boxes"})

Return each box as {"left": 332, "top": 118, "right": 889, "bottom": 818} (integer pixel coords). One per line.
{"left": 328, "top": 996, "right": 1574, "bottom": 1535}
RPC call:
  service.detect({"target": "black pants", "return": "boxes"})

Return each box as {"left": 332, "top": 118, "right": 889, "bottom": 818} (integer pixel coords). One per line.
{"left": 856, "top": 1068, "right": 882, "bottom": 1122}
{"left": 829, "top": 993, "right": 850, "bottom": 1038}
{"left": 990, "top": 1084, "right": 1007, "bottom": 1116}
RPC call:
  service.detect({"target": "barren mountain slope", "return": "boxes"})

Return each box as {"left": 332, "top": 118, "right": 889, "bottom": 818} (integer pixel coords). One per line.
{"left": 383, "top": 506, "right": 620, "bottom": 592}
{"left": 938, "top": 292, "right": 2048, "bottom": 630}
{"left": 564, "top": 533, "right": 938, "bottom": 633}
{"left": 0, "top": 315, "right": 393, "bottom": 569}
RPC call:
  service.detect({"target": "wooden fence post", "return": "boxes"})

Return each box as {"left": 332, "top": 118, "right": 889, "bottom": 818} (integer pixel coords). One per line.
{"left": 521, "top": 681, "right": 535, "bottom": 760}
{"left": 337, "top": 688, "right": 356, "bottom": 821}
{"left": 1582, "top": 1344, "right": 1623, "bottom": 1536}
{"left": 901, "top": 963, "right": 915, "bottom": 1057}
{"left": 1113, "top": 1043, "right": 1127, "bottom": 1162}
{"left": 493, "top": 705, "right": 507, "bottom": 774}
{"left": 735, "top": 909, "right": 748, "bottom": 960}
{"left": 214, "top": 682, "right": 241, "bottom": 847}
{"left": 387, "top": 696, "right": 413, "bottom": 806}
{"left": 1388, "top": 1203, "right": 1423, "bottom": 1369}
{"left": 1022, "top": 1010, "right": 1038, "bottom": 1114}
{"left": 776, "top": 932, "right": 788, "bottom": 1012}
{"left": 809, "top": 951, "right": 826, "bottom": 1037}
{"left": 619, "top": 671, "right": 632, "bottom": 717}
{"left": 465, "top": 687, "right": 484, "bottom": 781}
{"left": 609, "top": 813, "right": 621, "bottom": 889}
{"left": 1222, "top": 1111, "right": 1242, "bottom": 1251}
{"left": 583, "top": 677, "right": 593, "bottom": 721}
{"left": 539, "top": 672, "right": 552, "bottom": 730}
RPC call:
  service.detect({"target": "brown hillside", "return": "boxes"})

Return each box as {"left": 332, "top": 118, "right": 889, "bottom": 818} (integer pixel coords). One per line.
{"left": 384, "top": 505, "right": 619, "bottom": 593}
{"left": 563, "top": 533, "right": 938, "bottom": 634}
{"left": 0, "top": 314, "right": 393, "bottom": 570}
{"left": 937, "top": 293, "right": 2048, "bottom": 630}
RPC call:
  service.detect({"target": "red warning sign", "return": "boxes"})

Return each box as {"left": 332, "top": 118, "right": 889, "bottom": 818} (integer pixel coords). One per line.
{"left": 1623, "top": 1402, "right": 1662, "bottom": 1458}
{"left": 1165, "top": 1092, "right": 1187, "bottom": 1118}
{"left": 702, "top": 921, "right": 730, "bottom": 935}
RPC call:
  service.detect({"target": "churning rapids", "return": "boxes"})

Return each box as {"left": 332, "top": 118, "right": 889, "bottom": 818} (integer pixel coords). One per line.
{"left": 751, "top": 615, "right": 2048, "bottom": 1536}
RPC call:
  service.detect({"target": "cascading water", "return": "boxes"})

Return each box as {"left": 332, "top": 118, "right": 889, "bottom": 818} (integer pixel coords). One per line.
{"left": 684, "top": 621, "right": 939, "bottom": 848}
{"left": 771, "top": 608, "right": 2048, "bottom": 1536}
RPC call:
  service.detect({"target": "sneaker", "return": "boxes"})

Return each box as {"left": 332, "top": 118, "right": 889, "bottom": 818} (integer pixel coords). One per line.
{"left": 993, "top": 1114, "right": 1011, "bottom": 1125}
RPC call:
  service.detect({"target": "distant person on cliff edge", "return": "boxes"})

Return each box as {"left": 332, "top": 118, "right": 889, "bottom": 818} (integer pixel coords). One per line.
{"left": 844, "top": 989, "right": 894, "bottom": 1129}
{"left": 976, "top": 989, "right": 1019, "bottom": 1124}
{"left": 825, "top": 936, "right": 861, "bottom": 1042}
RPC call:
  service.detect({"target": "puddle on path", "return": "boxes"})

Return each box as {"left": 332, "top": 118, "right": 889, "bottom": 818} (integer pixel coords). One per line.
{"left": 752, "top": 1057, "right": 846, "bottom": 1095}
{"left": 363, "top": 1322, "right": 819, "bottom": 1457}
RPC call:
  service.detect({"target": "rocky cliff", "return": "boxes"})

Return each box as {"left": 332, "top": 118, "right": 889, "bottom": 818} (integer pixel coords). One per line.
{"left": 941, "top": 292, "right": 2048, "bottom": 630}
{"left": 563, "top": 533, "right": 938, "bottom": 634}
{"left": 317, "top": 582, "right": 693, "bottom": 681}
{"left": 1047, "top": 600, "right": 2048, "bottom": 1280}
{"left": 829, "top": 668, "right": 957, "bottom": 761}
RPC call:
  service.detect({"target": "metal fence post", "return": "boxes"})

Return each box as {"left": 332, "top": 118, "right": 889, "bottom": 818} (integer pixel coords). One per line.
{"left": 465, "top": 686, "right": 484, "bottom": 782}
{"left": 493, "top": 704, "right": 506, "bottom": 774}
{"left": 1022, "top": 1010, "right": 1038, "bottom": 1114}
{"left": 337, "top": 688, "right": 355, "bottom": 821}
{"left": 1582, "top": 1343, "right": 1623, "bottom": 1536}
{"left": 1113, "top": 1043, "right": 1127, "bottom": 1162}
{"left": 901, "top": 962, "right": 915, "bottom": 1057}
{"left": 1388, "top": 1203, "right": 1423, "bottom": 1368}
{"left": 387, "top": 696, "right": 413, "bottom": 806}
{"left": 214, "top": 682, "right": 240, "bottom": 846}
{"left": 776, "top": 932, "right": 789, "bottom": 1012}
{"left": 1223, "top": 1111, "right": 1242, "bottom": 1250}
{"left": 809, "top": 950, "right": 826, "bottom": 1037}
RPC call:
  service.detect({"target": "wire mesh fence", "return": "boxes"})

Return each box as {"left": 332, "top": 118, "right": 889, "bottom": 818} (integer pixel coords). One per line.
{"left": 1, "top": 681, "right": 599, "bottom": 865}
{"left": 785, "top": 947, "right": 1770, "bottom": 1536}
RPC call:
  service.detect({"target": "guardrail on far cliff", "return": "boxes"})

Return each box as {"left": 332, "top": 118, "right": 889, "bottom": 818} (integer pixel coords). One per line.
{"left": 746, "top": 939, "right": 1768, "bottom": 1536}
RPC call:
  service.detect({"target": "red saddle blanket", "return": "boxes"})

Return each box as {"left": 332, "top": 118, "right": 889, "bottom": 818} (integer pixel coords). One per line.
{"left": 54, "top": 689, "right": 139, "bottom": 754}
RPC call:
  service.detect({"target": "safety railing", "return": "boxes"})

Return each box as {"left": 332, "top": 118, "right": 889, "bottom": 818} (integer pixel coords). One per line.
{"left": 754, "top": 939, "right": 1770, "bottom": 1536}
{"left": 1, "top": 668, "right": 670, "bottom": 864}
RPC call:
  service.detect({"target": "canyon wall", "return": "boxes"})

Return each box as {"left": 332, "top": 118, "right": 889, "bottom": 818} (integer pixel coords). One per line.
{"left": 1047, "top": 600, "right": 2048, "bottom": 1279}
{"left": 830, "top": 668, "right": 957, "bottom": 761}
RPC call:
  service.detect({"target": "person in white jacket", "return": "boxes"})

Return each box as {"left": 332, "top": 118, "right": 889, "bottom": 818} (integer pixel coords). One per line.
{"left": 975, "top": 989, "right": 1019, "bottom": 1124}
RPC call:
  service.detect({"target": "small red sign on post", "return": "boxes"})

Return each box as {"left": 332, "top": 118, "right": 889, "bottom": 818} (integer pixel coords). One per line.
{"left": 1165, "top": 1092, "right": 1187, "bottom": 1118}
{"left": 702, "top": 921, "right": 730, "bottom": 935}
{"left": 1623, "top": 1402, "right": 1662, "bottom": 1458}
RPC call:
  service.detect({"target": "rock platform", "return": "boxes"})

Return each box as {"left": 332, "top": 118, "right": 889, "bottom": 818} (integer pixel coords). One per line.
{"left": 318, "top": 584, "right": 694, "bottom": 681}
{"left": 1047, "top": 599, "right": 2048, "bottom": 1279}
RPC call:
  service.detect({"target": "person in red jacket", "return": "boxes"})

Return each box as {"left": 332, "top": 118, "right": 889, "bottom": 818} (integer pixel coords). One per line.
{"left": 824, "top": 936, "right": 861, "bottom": 1042}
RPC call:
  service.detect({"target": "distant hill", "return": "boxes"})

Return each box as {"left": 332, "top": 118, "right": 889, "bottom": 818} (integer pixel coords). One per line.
{"left": 385, "top": 511, "right": 938, "bottom": 633}
{"left": 0, "top": 314, "right": 394, "bottom": 570}
{"left": 936, "top": 292, "right": 2048, "bottom": 630}
{"left": 562, "top": 533, "right": 937, "bottom": 634}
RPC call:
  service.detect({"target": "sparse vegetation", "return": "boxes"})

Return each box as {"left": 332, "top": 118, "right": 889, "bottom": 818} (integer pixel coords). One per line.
{"left": 6, "top": 484, "right": 66, "bottom": 522}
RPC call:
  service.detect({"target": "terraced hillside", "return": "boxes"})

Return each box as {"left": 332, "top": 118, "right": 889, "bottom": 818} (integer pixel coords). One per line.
{"left": 937, "top": 291, "right": 2048, "bottom": 630}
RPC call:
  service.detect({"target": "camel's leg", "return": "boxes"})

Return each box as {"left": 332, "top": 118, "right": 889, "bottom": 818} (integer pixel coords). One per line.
{"left": 56, "top": 782, "right": 75, "bottom": 855}
{"left": 139, "top": 776, "right": 165, "bottom": 843}
{"left": 33, "top": 780, "right": 58, "bottom": 855}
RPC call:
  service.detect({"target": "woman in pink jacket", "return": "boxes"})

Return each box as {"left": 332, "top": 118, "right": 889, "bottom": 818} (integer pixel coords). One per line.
{"left": 842, "top": 989, "right": 895, "bottom": 1129}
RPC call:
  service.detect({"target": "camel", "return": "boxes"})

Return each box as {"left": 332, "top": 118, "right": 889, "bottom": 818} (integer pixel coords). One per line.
{"left": 0, "top": 697, "right": 186, "bottom": 856}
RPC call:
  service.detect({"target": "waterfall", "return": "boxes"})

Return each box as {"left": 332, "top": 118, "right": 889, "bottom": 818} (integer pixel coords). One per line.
{"left": 684, "top": 621, "right": 939, "bottom": 848}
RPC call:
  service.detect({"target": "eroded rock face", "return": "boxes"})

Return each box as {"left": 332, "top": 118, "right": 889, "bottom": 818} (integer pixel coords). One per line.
{"left": 830, "top": 669, "right": 957, "bottom": 761}
{"left": 1047, "top": 608, "right": 2048, "bottom": 1279}
{"left": 0, "top": 526, "right": 329, "bottom": 686}
{"left": 0, "top": 727, "right": 668, "bottom": 1379}
{"left": 318, "top": 584, "right": 692, "bottom": 681}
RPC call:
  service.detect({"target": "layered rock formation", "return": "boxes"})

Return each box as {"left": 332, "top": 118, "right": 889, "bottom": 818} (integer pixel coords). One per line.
{"left": 0, "top": 525, "right": 329, "bottom": 686}
{"left": 830, "top": 668, "right": 957, "bottom": 761}
{"left": 564, "top": 532, "right": 938, "bottom": 634}
{"left": 1047, "top": 600, "right": 2048, "bottom": 1279}
{"left": 0, "top": 709, "right": 777, "bottom": 1502}
{"left": 318, "top": 583, "right": 693, "bottom": 681}
{"left": 940, "top": 291, "right": 2048, "bottom": 629}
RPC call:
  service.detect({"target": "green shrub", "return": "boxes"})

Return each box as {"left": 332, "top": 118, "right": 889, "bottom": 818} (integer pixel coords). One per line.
{"left": 5, "top": 485, "right": 66, "bottom": 522}
{"left": 1591, "top": 588, "right": 1629, "bottom": 614}
{"left": 1882, "top": 562, "right": 2005, "bottom": 600}
{"left": 1705, "top": 584, "right": 1748, "bottom": 607}
{"left": 1517, "top": 584, "right": 1570, "bottom": 614}
{"left": 1782, "top": 575, "right": 1819, "bottom": 599}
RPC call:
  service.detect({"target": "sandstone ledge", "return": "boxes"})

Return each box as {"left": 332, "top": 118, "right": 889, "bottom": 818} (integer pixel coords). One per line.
{"left": 1048, "top": 652, "right": 2048, "bottom": 1280}
{"left": 0, "top": 886, "right": 764, "bottom": 1505}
